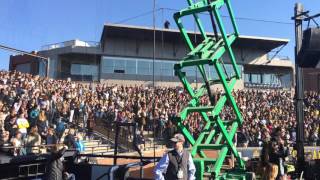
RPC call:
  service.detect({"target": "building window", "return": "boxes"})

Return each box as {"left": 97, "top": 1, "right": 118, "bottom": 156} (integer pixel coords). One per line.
{"left": 101, "top": 56, "right": 244, "bottom": 79}
{"left": 185, "top": 66, "right": 196, "bottom": 77}
{"left": 16, "top": 63, "right": 31, "bottom": 74}
{"left": 154, "top": 62, "right": 162, "bottom": 76}
{"left": 279, "top": 74, "right": 291, "bottom": 88}
{"left": 101, "top": 58, "right": 114, "bottom": 73}
{"left": 137, "top": 61, "right": 152, "bottom": 75}
{"left": 71, "top": 64, "right": 98, "bottom": 76}
{"left": 126, "top": 60, "right": 137, "bottom": 74}
{"left": 114, "top": 59, "right": 125, "bottom": 72}
{"left": 39, "top": 61, "right": 46, "bottom": 77}
{"left": 263, "top": 74, "right": 272, "bottom": 84}
{"left": 161, "top": 62, "right": 174, "bottom": 76}
{"left": 244, "top": 72, "right": 292, "bottom": 89}
{"left": 244, "top": 73, "right": 250, "bottom": 83}
{"left": 251, "top": 74, "right": 261, "bottom": 84}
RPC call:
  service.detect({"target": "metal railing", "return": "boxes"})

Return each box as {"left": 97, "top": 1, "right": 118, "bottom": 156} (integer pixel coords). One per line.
{"left": 0, "top": 143, "right": 65, "bottom": 156}
{"left": 244, "top": 82, "right": 284, "bottom": 89}
{"left": 41, "top": 40, "right": 100, "bottom": 50}
{"left": 101, "top": 121, "right": 137, "bottom": 152}
{"left": 100, "top": 119, "right": 158, "bottom": 152}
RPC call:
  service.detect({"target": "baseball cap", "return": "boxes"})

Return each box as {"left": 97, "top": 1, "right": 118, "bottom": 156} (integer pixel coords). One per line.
{"left": 170, "top": 133, "right": 185, "bottom": 142}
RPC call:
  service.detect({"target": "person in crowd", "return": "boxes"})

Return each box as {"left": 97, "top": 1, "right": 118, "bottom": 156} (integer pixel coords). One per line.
{"left": 135, "top": 130, "right": 145, "bottom": 151}
{"left": 260, "top": 163, "right": 278, "bottom": 180}
{"left": 0, "top": 103, "right": 8, "bottom": 129}
{"left": 163, "top": 120, "right": 176, "bottom": 148}
{"left": 0, "top": 130, "right": 10, "bottom": 146}
{"left": 64, "top": 129, "right": 76, "bottom": 149}
{"left": 28, "top": 103, "right": 39, "bottom": 128}
{"left": 46, "top": 128, "right": 58, "bottom": 152}
{"left": 16, "top": 112, "right": 29, "bottom": 139}
{"left": 46, "top": 145, "right": 68, "bottom": 180}
{"left": 4, "top": 111, "right": 18, "bottom": 139}
{"left": 25, "top": 126, "right": 41, "bottom": 154}
{"left": 37, "top": 110, "right": 48, "bottom": 139}
{"left": 10, "top": 131, "right": 25, "bottom": 156}
{"left": 75, "top": 133, "right": 85, "bottom": 153}
{"left": 0, "top": 70, "right": 318, "bottom": 160}
{"left": 45, "top": 145, "right": 75, "bottom": 180}
{"left": 138, "top": 105, "right": 147, "bottom": 133}
{"left": 55, "top": 117, "right": 65, "bottom": 143}
{"left": 87, "top": 111, "right": 95, "bottom": 139}
{"left": 268, "top": 136, "right": 289, "bottom": 180}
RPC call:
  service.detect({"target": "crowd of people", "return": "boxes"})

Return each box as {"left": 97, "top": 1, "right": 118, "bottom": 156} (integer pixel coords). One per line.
{"left": 0, "top": 71, "right": 92, "bottom": 156}
{"left": 0, "top": 70, "right": 319, "bottom": 157}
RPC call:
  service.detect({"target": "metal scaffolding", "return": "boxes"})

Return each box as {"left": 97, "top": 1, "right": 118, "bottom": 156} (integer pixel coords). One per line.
{"left": 173, "top": 0, "right": 246, "bottom": 179}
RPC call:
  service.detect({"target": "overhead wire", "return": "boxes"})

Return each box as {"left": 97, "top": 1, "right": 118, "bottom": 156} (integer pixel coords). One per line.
{"left": 109, "top": 6, "right": 293, "bottom": 61}
{"left": 113, "top": 8, "right": 162, "bottom": 25}
{"left": 161, "top": 7, "right": 294, "bottom": 25}
{"left": 110, "top": 7, "right": 295, "bottom": 29}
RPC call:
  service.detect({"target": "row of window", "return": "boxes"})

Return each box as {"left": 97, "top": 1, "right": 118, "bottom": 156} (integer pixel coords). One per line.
{"left": 71, "top": 64, "right": 99, "bottom": 76}
{"left": 244, "top": 73, "right": 291, "bottom": 88}
{"left": 101, "top": 56, "right": 242, "bottom": 78}
{"left": 67, "top": 57, "right": 292, "bottom": 88}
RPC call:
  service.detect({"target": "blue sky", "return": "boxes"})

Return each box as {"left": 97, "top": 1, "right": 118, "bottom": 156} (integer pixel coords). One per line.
{"left": 0, "top": 0, "right": 319, "bottom": 70}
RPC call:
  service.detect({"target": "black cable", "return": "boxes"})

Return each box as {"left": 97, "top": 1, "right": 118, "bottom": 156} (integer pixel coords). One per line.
{"left": 161, "top": 7, "right": 294, "bottom": 25}
{"left": 111, "top": 7, "right": 294, "bottom": 29}
{"left": 113, "top": 8, "right": 161, "bottom": 24}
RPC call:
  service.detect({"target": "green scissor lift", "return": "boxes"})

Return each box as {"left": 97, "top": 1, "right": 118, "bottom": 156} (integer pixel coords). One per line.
{"left": 173, "top": 0, "right": 248, "bottom": 179}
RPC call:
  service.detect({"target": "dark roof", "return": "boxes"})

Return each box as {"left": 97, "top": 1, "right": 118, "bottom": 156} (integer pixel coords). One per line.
{"left": 101, "top": 24, "right": 289, "bottom": 52}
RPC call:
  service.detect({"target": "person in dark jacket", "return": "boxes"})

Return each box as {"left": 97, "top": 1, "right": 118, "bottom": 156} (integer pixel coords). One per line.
{"left": 46, "top": 128, "right": 58, "bottom": 152}
{"left": 86, "top": 112, "right": 95, "bottom": 139}
{"left": 46, "top": 145, "right": 66, "bottom": 180}
{"left": 4, "top": 114, "right": 17, "bottom": 138}
{"left": 260, "top": 136, "right": 289, "bottom": 180}
{"left": 268, "top": 137, "right": 289, "bottom": 179}
{"left": 63, "top": 129, "right": 76, "bottom": 149}
{"left": 28, "top": 105, "right": 39, "bottom": 128}
{"left": 55, "top": 118, "right": 65, "bottom": 142}
{"left": 163, "top": 120, "right": 176, "bottom": 148}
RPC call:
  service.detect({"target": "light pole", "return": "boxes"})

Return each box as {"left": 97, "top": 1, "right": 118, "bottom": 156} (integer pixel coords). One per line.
{"left": 292, "top": 3, "right": 305, "bottom": 173}
{"left": 152, "top": 0, "right": 156, "bottom": 166}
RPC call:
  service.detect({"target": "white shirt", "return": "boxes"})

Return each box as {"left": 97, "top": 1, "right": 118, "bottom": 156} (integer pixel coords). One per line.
{"left": 154, "top": 150, "right": 196, "bottom": 180}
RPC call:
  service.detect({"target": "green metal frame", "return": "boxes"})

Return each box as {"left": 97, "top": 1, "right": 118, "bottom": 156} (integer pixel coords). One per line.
{"left": 173, "top": 0, "right": 245, "bottom": 179}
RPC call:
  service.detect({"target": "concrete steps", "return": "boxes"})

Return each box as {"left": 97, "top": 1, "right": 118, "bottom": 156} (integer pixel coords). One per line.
{"left": 83, "top": 145, "right": 113, "bottom": 154}
{"left": 83, "top": 140, "right": 101, "bottom": 147}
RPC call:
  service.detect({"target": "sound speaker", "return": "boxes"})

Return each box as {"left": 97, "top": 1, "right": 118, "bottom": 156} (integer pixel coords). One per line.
{"left": 299, "top": 28, "right": 320, "bottom": 67}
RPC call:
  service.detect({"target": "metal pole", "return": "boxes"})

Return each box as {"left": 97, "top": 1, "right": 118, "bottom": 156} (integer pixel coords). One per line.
{"left": 133, "top": 123, "right": 143, "bottom": 179}
{"left": 294, "top": 3, "right": 305, "bottom": 173}
{"left": 113, "top": 123, "right": 120, "bottom": 165}
{"left": 153, "top": 0, "right": 156, "bottom": 165}
{"left": 46, "top": 58, "right": 50, "bottom": 77}
{"left": 0, "top": 44, "right": 48, "bottom": 60}
{"left": 0, "top": 44, "right": 49, "bottom": 78}
{"left": 153, "top": 0, "right": 156, "bottom": 87}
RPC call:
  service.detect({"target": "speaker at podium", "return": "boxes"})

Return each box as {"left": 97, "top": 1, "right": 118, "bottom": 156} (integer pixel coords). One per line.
{"left": 299, "top": 28, "right": 320, "bottom": 68}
